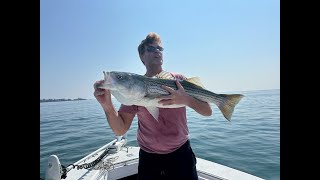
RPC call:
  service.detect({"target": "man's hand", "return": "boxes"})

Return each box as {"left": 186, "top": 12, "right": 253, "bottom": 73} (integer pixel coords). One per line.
{"left": 94, "top": 80, "right": 112, "bottom": 106}
{"left": 158, "top": 80, "right": 191, "bottom": 106}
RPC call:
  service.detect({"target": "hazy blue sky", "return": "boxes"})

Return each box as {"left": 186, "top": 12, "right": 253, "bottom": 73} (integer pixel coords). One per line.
{"left": 40, "top": 0, "right": 279, "bottom": 99}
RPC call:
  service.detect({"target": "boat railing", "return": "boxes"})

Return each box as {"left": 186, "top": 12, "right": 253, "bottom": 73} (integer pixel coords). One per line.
{"left": 72, "top": 134, "right": 127, "bottom": 166}
{"left": 45, "top": 134, "right": 127, "bottom": 180}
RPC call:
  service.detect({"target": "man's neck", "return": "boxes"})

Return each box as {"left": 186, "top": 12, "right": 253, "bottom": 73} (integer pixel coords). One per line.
{"left": 145, "top": 66, "right": 163, "bottom": 77}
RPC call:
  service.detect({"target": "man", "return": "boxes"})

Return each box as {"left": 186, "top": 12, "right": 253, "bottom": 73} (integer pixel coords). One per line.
{"left": 94, "top": 32, "right": 212, "bottom": 179}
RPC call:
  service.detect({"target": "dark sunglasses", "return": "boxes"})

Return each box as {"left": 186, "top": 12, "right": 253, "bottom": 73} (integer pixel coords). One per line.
{"left": 146, "top": 46, "right": 164, "bottom": 53}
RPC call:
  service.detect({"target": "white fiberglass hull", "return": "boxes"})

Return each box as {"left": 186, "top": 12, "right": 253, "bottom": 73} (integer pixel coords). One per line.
{"left": 45, "top": 138, "right": 264, "bottom": 180}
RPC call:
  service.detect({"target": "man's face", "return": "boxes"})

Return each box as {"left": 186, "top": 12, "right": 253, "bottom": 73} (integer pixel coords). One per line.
{"left": 140, "top": 42, "right": 163, "bottom": 67}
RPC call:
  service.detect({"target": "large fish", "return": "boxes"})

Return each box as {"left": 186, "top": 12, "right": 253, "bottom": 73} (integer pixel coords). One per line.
{"left": 95, "top": 71, "right": 244, "bottom": 121}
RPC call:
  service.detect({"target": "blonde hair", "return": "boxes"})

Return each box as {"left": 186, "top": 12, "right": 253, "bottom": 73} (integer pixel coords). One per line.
{"left": 138, "top": 32, "right": 162, "bottom": 56}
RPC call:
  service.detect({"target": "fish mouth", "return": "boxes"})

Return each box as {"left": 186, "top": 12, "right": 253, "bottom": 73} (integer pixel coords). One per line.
{"left": 95, "top": 71, "right": 114, "bottom": 90}
{"left": 103, "top": 71, "right": 112, "bottom": 84}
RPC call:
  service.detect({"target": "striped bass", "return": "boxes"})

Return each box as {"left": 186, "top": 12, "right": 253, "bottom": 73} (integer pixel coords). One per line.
{"left": 95, "top": 71, "right": 244, "bottom": 121}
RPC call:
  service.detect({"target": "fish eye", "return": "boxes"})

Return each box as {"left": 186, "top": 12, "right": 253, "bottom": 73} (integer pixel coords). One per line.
{"left": 117, "top": 75, "right": 123, "bottom": 80}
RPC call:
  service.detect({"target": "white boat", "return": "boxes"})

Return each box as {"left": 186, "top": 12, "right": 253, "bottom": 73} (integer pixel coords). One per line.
{"left": 44, "top": 136, "right": 264, "bottom": 180}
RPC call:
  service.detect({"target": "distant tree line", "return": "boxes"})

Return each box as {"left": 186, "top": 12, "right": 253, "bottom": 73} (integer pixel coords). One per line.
{"left": 40, "top": 98, "right": 86, "bottom": 103}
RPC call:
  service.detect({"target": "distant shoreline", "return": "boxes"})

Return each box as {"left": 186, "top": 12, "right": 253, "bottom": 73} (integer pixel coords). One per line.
{"left": 40, "top": 98, "right": 87, "bottom": 103}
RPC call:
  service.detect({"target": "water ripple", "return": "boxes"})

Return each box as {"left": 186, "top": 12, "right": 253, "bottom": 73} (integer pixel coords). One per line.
{"left": 40, "top": 90, "right": 279, "bottom": 180}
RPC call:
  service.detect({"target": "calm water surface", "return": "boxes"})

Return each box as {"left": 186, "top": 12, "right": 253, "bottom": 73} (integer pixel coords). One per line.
{"left": 40, "top": 89, "right": 280, "bottom": 180}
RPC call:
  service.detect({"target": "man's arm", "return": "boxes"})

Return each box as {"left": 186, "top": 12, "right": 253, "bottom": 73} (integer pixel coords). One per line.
{"left": 102, "top": 104, "right": 135, "bottom": 136}
{"left": 158, "top": 80, "right": 212, "bottom": 116}
{"left": 94, "top": 80, "right": 135, "bottom": 135}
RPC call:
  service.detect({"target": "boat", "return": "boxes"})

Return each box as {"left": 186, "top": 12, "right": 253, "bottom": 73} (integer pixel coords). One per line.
{"left": 44, "top": 136, "right": 264, "bottom": 180}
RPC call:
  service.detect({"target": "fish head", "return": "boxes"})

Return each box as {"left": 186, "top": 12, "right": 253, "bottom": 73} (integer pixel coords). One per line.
{"left": 94, "top": 71, "right": 116, "bottom": 90}
{"left": 96, "top": 71, "right": 147, "bottom": 100}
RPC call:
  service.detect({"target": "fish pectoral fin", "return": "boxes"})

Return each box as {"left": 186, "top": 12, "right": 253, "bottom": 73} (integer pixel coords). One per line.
{"left": 145, "top": 106, "right": 160, "bottom": 122}
{"left": 186, "top": 77, "right": 205, "bottom": 88}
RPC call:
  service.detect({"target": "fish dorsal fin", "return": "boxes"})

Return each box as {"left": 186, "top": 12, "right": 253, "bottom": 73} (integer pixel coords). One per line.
{"left": 186, "top": 77, "right": 205, "bottom": 88}
{"left": 155, "top": 71, "right": 175, "bottom": 80}
{"left": 145, "top": 106, "right": 160, "bottom": 122}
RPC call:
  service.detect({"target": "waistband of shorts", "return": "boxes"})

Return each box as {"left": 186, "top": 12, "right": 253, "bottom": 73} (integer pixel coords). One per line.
{"left": 140, "top": 139, "right": 191, "bottom": 158}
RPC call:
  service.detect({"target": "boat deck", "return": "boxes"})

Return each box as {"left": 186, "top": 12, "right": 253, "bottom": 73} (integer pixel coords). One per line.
{"left": 65, "top": 147, "right": 139, "bottom": 180}
{"left": 45, "top": 139, "right": 264, "bottom": 180}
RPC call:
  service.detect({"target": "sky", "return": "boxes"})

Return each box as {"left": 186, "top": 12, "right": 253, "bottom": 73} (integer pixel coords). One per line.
{"left": 40, "top": 0, "right": 279, "bottom": 99}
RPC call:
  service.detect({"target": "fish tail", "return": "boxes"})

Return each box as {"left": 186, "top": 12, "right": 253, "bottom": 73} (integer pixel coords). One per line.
{"left": 217, "top": 94, "right": 244, "bottom": 121}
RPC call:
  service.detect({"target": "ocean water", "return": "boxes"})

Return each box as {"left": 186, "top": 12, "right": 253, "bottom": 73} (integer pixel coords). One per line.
{"left": 40, "top": 89, "right": 280, "bottom": 180}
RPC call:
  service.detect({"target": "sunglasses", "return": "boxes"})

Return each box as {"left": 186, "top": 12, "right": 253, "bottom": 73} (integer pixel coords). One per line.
{"left": 146, "top": 46, "right": 164, "bottom": 53}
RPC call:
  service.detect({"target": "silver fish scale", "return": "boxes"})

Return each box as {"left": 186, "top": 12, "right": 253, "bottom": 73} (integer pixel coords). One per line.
{"left": 181, "top": 81, "right": 224, "bottom": 104}
{"left": 141, "top": 76, "right": 224, "bottom": 104}
{"left": 146, "top": 84, "right": 169, "bottom": 97}
{"left": 144, "top": 78, "right": 176, "bottom": 97}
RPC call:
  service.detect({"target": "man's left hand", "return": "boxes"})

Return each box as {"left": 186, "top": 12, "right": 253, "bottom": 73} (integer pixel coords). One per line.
{"left": 158, "top": 80, "right": 191, "bottom": 106}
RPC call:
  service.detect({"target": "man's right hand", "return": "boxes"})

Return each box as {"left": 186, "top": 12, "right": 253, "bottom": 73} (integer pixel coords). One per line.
{"left": 93, "top": 80, "right": 135, "bottom": 136}
{"left": 94, "top": 80, "right": 112, "bottom": 107}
